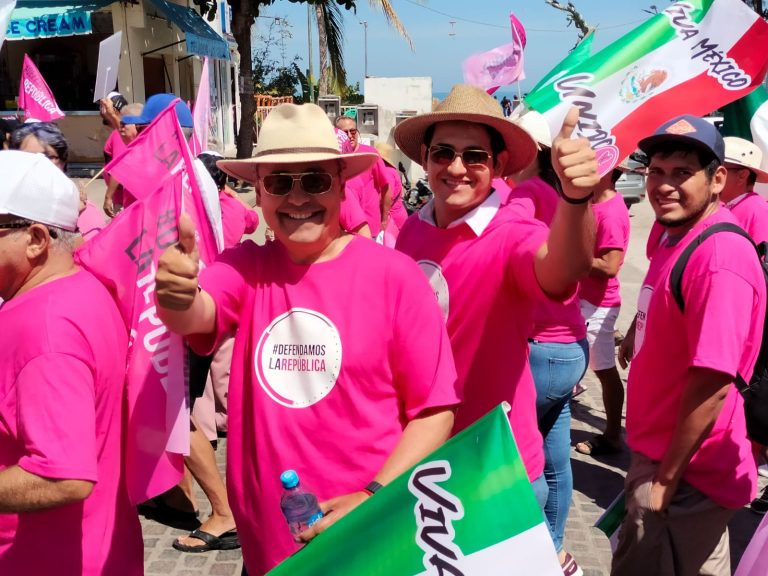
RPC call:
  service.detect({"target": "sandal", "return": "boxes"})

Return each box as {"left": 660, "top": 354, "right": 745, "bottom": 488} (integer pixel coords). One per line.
{"left": 172, "top": 529, "right": 241, "bottom": 553}
{"left": 574, "top": 434, "right": 622, "bottom": 456}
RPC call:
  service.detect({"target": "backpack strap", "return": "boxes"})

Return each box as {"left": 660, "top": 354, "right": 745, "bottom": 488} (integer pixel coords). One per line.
{"left": 669, "top": 222, "right": 755, "bottom": 312}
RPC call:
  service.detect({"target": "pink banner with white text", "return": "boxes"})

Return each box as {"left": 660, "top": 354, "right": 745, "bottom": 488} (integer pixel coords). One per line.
{"left": 18, "top": 54, "right": 64, "bottom": 121}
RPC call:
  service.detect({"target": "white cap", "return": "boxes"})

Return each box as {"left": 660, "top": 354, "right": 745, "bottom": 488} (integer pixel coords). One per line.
{"left": 0, "top": 151, "right": 80, "bottom": 231}
{"left": 724, "top": 137, "right": 768, "bottom": 183}
{"left": 512, "top": 110, "right": 552, "bottom": 150}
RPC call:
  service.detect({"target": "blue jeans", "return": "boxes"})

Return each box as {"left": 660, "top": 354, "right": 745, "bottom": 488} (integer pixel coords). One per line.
{"left": 528, "top": 338, "right": 589, "bottom": 553}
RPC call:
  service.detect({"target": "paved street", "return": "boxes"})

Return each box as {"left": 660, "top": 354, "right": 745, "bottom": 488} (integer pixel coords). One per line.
{"left": 77, "top": 179, "right": 765, "bottom": 574}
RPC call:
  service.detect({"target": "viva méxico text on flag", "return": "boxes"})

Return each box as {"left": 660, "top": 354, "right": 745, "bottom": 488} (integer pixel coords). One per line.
{"left": 267, "top": 404, "right": 561, "bottom": 576}
{"left": 18, "top": 54, "right": 64, "bottom": 121}
{"left": 525, "top": 0, "right": 768, "bottom": 175}
{"left": 75, "top": 104, "right": 221, "bottom": 503}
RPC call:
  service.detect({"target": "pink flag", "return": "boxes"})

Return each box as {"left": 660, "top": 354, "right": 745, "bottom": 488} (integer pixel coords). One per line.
{"left": 18, "top": 54, "right": 64, "bottom": 122}
{"left": 191, "top": 58, "right": 211, "bottom": 155}
{"left": 76, "top": 104, "right": 221, "bottom": 504}
{"left": 465, "top": 13, "right": 526, "bottom": 92}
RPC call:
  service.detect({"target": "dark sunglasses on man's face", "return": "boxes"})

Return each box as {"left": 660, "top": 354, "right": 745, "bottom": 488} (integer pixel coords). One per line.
{"left": 341, "top": 128, "right": 358, "bottom": 137}
{"left": 261, "top": 172, "right": 334, "bottom": 196}
{"left": 428, "top": 145, "right": 491, "bottom": 167}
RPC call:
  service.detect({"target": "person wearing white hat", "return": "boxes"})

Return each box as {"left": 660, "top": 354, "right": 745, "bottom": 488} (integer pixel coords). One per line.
{"left": 0, "top": 151, "right": 143, "bottom": 575}
{"left": 721, "top": 136, "right": 768, "bottom": 245}
{"left": 393, "top": 84, "right": 597, "bottom": 572}
{"left": 154, "top": 103, "right": 459, "bottom": 575}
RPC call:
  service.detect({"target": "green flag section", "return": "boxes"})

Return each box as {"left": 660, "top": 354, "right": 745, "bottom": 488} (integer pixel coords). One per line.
{"left": 267, "top": 404, "right": 561, "bottom": 576}
{"left": 722, "top": 85, "right": 768, "bottom": 173}
{"left": 529, "top": 31, "right": 595, "bottom": 95}
{"left": 525, "top": 0, "right": 768, "bottom": 176}
{"left": 595, "top": 490, "right": 626, "bottom": 553}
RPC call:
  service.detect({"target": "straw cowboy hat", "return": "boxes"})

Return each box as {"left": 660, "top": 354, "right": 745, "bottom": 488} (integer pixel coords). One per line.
{"left": 217, "top": 103, "right": 378, "bottom": 184}
{"left": 394, "top": 84, "right": 537, "bottom": 176}
{"left": 374, "top": 141, "right": 400, "bottom": 168}
{"left": 723, "top": 136, "right": 768, "bottom": 183}
{"left": 512, "top": 109, "right": 553, "bottom": 150}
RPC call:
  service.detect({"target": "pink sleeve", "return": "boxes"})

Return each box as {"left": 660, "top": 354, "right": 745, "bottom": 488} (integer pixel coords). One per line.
{"left": 340, "top": 187, "right": 367, "bottom": 232}
{"left": 749, "top": 206, "right": 768, "bottom": 246}
{"left": 683, "top": 251, "right": 762, "bottom": 377}
{"left": 372, "top": 157, "right": 389, "bottom": 194}
{"left": 104, "top": 130, "right": 117, "bottom": 156}
{"left": 187, "top": 248, "right": 250, "bottom": 356}
{"left": 506, "top": 218, "right": 551, "bottom": 302}
{"left": 392, "top": 262, "right": 460, "bottom": 419}
{"left": 595, "top": 203, "right": 630, "bottom": 254}
{"left": 243, "top": 208, "right": 259, "bottom": 235}
{"left": 16, "top": 354, "right": 98, "bottom": 482}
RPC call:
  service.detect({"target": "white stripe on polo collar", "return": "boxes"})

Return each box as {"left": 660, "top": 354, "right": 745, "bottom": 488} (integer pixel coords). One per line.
{"left": 418, "top": 189, "right": 501, "bottom": 236}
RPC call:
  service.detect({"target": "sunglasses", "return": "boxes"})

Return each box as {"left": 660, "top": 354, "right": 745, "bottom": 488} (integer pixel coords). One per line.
{"left": 341, "top": 128, "right": 358, "bottom": 136}
{"left": 261, "top": 172, "right": 334, "bottom": 196}
{"left": 428, "top": 145, "right": 491, "bottom": 167}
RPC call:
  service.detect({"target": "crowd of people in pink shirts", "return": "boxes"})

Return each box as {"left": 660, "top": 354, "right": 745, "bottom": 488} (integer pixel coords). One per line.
{"left": 1, "top": 82, "right": 768, "bottom": 576}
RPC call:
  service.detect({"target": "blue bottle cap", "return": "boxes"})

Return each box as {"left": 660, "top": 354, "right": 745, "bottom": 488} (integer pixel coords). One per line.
{"left": 280, "top": 469, "right": 299, "bottom": 489}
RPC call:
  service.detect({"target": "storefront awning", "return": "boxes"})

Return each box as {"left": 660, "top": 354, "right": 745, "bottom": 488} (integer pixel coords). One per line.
{"left": 9, "top": 0, "right": 114, "bottom": 40}
{"left": 145, "top": 0, "right": 229, "bottom": 61}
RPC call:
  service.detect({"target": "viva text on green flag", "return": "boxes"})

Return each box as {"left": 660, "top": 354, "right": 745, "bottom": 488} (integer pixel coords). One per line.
{"left": 525, "top": 0, "right": 768, "bottom": 175}
{"left": 267, "top": 405, "right": 561, "bottom": 576}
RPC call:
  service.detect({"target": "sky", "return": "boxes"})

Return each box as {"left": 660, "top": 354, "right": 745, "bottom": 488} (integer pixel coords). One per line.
{"left": 256, "top": 0, "right": 663, "bottom": 94}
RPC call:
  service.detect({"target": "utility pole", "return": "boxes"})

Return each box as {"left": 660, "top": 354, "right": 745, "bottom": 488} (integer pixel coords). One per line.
{"left": 307, "top": 4, "right": 314, "bottom": 103}
{"left": 360, "top": 20, "right": 369, "bottom": 78}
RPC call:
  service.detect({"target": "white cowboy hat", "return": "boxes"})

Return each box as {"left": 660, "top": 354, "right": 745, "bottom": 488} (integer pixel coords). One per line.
{"left": 394, "top": 84, "right": 537, "bottom": 176}
{"left": 512, "top": 110, "right": 552, "bottom": 150}
{"left": 723, "top": 136, "right": 768, "bottom": 183}
{"left": 217, "top": 104, "right": 378, "bottom": 183}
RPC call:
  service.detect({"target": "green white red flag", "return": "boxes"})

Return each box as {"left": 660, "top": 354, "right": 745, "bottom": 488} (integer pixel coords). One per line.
{"left": 722, "top": 84, "right": 768, "bottom": 172}
{"left": 267, "top": 404, "right": 561, "bottom": 576}
{"left": 525, "top": 0, "right": 768, "bottom": 175}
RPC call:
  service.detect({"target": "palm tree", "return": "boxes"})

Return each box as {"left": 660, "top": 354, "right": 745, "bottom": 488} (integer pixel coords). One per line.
{"left": 315, "top": 0, "right": 414, "bottom": 97}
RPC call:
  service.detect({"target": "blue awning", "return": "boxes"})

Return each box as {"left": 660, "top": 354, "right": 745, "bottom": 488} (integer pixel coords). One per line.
{"left": 145, "top": 0, "right": 229, "bottom": 61}
{"left": 9, "top": 0, "right": 114, "bottom": 39}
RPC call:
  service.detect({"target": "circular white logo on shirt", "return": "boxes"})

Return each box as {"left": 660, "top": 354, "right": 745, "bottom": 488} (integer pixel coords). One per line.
{"left": 418, "top": 260, "right": 449, "bottom": 321}
{"left": 634, "top": 285, "right": 654, "bottom": 355}
{"left": 255, "top": 308, "right": 343, "bottom": 408}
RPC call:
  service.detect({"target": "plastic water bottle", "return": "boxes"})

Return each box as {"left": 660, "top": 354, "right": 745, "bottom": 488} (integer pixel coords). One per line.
{"left": 280, "top": 470, "right": 323, "bottom": 536}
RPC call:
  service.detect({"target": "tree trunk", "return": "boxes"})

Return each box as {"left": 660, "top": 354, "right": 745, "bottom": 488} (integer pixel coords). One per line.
{"left": 232, "top": 0, "right": 255, "bottom": 159}
{"left": 316, "top": 6, "right": 329, "bottom": 96}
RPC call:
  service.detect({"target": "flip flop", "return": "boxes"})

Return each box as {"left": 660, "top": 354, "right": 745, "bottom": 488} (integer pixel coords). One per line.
{"left": 172, "top": 529, "right": 241, "bottom": 553}
{"left": 574, "top": 434, "right": 622, "bottom": 457}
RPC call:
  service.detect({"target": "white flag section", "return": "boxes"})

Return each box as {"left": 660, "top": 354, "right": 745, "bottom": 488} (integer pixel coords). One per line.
{"left": 525, "top": 0, "right": 768, "bottom": 173}
{"left": 0, "top": 0, "right": 16, "bottom": 51}
{"left": 93, "top": 31, "right": 123, "bottom": 102}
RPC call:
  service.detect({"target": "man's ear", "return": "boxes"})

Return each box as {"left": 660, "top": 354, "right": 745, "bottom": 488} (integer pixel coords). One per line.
{"left": 711, "top": 164, "right": 728, "bottom": 195}
{"left": 493, "top": 150, "right": 509, "bottom": 178}
{"left": 25, "top": 224, "right": 52, "bottom": 259}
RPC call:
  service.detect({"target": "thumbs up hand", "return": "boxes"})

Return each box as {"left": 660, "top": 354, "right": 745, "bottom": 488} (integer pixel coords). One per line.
{"left": 551, "top": 106, "right": 600, "bottom": 203}
{"left": 156, "top": 213, "right": 201, "bottom": 311}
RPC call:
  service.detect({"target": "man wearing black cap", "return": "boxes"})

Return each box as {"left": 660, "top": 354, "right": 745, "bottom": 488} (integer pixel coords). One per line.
{"left": 613, "top": 115, "right": 766, "bottom": 576}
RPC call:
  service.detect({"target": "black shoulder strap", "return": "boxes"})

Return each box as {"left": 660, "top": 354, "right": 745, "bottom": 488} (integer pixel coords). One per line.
{"left": 670, "top": 222, "right": 756, "bottom": 312}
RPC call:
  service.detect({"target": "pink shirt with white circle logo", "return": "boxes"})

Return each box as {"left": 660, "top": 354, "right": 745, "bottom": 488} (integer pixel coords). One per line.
{"left": 189, "top": 237, "right": 459, "bottom": 575}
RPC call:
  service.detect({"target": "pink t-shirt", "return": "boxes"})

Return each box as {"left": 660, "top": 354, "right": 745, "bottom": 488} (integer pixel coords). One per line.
{"left": 383, "top": 165, "right": 408, "bottom": 229}
{"left": 340, "top": 183, "right": 369, "bottom": 233}
{"left": 345, "top": 144, "right": 389, "bottom": 237}
{"left": 727, "top": 192, "right": 768, "bottom": 245}
{"left": 77, "top": 200, "right": 107, "bottom": 242}
{"left": 103, "top": 130, "right": 130, "bottom": 207}
{"left": 0, "top": 271, "right": 142, "bottom": 575}
{"left": 579, "top": 192, "right": 630, "bottom": 307}
{"left": 629, "top": 208, "right": 763, "bottom": 509}
{"left": 396, "top": 193, "right": 552, "bottom": 482}
{"left": 188, "top": 237, "right": 459, "bottom": 575}
{"left": 219, "top": 190, "right": 259, "bottom": 248}
{"left": 508, "top": 177, "right": 587, "bottom": 342}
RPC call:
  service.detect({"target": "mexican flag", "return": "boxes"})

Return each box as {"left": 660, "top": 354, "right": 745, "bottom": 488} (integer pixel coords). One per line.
{"left": 529, "top": 30, "right": 595, "bottom": 95}
{"left": 722, "top": 84, "right": 768, "bottom": 172}
{"left": 525, "top": 0, "right": 768, "bottom": 175}
{"left": 267, "top": 405, "right": 561, "bottom": 576}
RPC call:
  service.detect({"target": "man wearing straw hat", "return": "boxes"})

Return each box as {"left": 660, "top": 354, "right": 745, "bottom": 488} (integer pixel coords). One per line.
{"left": 394, "top": 85, "right": 598, "bottom": 518}
{"left": 720, "top": 136, "right": 768, "bottom": 245}
{"left": 154, "top": 103, "right": 460, "bottom": 574}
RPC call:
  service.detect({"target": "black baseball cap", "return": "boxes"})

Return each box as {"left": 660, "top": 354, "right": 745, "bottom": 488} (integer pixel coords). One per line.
{"left": 638, "top": 115, "right": 725, "bottom": 164}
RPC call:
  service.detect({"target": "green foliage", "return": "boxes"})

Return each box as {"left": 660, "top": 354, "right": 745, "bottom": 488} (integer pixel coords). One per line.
{"left": 194, "top": 0, "right": 356, "bottom": 22}
{"left": 340, "top": 82, "right": 363, "bottom": 105}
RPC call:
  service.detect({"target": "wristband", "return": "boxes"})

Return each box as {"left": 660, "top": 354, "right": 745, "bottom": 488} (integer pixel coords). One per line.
{"left": 560, "top": 192, "right": 592, "bottom": 205}
{"left": 364, "top": 481, "right": 383, "bottom": 496}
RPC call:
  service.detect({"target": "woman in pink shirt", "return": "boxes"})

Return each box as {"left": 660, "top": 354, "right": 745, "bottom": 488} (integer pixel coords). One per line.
{"left": 507, "top": 111, "right": 588, "bottom": 575}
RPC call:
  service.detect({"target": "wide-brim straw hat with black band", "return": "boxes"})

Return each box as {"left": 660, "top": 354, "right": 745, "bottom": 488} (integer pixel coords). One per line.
{"left": 394, "top": 84, "right": 537, "bottom": 176}
{"left": 217, "top": 103, "right": 378, "bottom": 184}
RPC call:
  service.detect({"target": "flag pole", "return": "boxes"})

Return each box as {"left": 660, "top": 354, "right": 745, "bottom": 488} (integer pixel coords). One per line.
{"left": 82, "top": 167, "right": 105, "bottom": 189}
